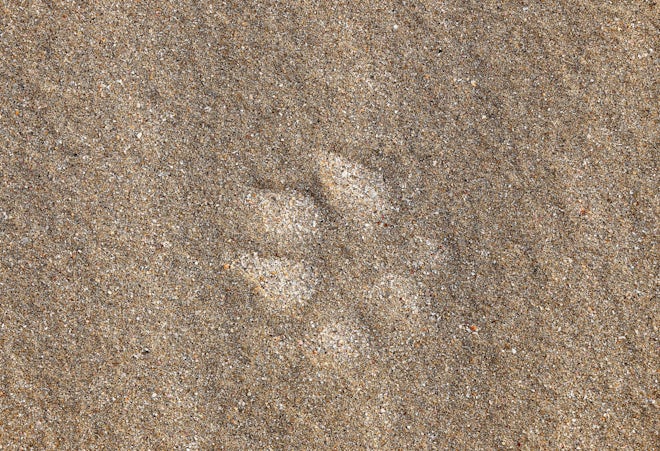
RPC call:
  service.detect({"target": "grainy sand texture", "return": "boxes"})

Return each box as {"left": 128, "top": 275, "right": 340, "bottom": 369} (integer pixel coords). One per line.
{"left": 0, "top": 1, "right": 658, "bottom": 449}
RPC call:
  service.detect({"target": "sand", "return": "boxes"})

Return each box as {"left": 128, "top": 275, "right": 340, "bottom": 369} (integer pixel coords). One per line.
{"left": 0, "top": 1, "right": 657, "bottom": 449}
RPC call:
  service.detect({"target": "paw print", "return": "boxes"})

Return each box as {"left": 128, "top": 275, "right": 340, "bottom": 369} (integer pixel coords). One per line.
{"left": 204, "top": 149, "right": 453, "bottom": 446}
{"left": 230, "top": 151, "right": 436, "bottom": 364}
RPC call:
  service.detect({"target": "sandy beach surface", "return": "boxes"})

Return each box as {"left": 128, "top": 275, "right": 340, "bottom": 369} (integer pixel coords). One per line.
{"left": 0, "top": 1, "right": 657, "bottom": 449}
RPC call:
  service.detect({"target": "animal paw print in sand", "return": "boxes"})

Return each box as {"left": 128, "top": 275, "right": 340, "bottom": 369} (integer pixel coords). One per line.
{"left": 233, "top": 152, "right": 432, "bottom": 363}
